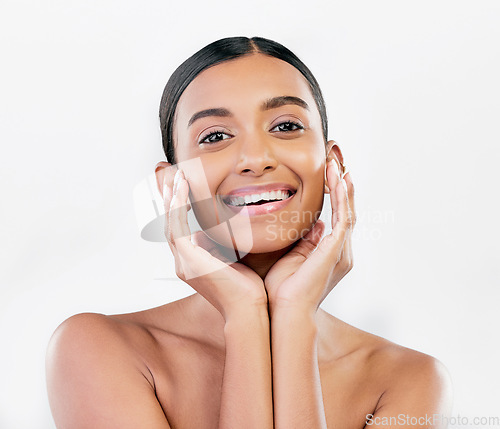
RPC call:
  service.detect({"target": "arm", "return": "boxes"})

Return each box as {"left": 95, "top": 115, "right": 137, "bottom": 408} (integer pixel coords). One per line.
{"left": 46, "top": 313, "right": 171, "bottom": 429}
{"left": 269, "top": 310, "right": 453, "bottom": 429}
{"left": 270, "top": 307, "right": 327, "bottom": 429}
{"left": 264, "top": 158, "right": 353, "bottom": 428}
{"left": 219, "top": 304, "right": 274, "bottom": 429}
{"left": 158, "top": 165, "right": 274, "bottom": 428}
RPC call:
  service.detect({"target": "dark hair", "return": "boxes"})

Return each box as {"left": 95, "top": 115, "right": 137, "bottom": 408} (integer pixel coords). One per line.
{"left": 159, "top": 36, "right": 328, "bottom": 164}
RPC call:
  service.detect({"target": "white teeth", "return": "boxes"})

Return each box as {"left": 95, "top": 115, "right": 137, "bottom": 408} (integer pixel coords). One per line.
{"left": 227, "top": 190, "right": 292, "bottom": 206}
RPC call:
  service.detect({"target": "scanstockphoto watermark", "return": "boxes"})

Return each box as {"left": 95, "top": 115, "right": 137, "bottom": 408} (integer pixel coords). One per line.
{"left": 133, "top": 159, "right": 395, "bottom": 245}
{"left": 365, "top": 413, "right": 500, "bottom": 427}
{"left": 264, "top": 208, "right": 395, "bottom": 242}
{"left": 133, "top": 160, "right": 395, "bottom": 279}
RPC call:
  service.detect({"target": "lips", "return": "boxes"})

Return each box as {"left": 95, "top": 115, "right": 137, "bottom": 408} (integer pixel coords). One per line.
{"left": 221, "top": 183, "right": 297, "bottom": 215}
{"left": 226, "top": 189, "right": 293, "bottom": 206}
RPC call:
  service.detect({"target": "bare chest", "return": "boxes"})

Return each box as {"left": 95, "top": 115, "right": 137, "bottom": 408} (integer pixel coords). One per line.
{"left": 147, "top": 339, "right": 380, "bottom": 429}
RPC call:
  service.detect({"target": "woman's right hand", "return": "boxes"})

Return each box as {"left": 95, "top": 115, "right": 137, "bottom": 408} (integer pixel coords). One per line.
{"left": 163, "top": 168, "right": 268, "bottom": 322}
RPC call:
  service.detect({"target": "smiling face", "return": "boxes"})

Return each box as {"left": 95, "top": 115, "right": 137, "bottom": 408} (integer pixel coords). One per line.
{"left": 172, "top": 53, "right": 329, "bottom": 254}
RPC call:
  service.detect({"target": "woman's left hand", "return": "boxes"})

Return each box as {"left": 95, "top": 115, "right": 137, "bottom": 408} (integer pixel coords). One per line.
{"left": 264, "top": 160, "right": 356, "bottom": 316}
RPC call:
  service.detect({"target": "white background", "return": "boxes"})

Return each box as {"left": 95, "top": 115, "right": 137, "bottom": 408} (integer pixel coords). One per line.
{"left": 1, "top": 0, "right": 499, "bottom": 428}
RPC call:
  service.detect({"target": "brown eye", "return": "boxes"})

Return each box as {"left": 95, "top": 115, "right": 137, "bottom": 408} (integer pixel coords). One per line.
{"left": 271, "top": 121, "right": 304, "bottom": 133}
{"left": 199, "top": 130, "right": 231, "bottom": 144}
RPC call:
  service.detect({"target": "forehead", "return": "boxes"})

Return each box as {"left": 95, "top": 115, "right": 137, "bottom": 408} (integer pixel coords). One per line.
{"left": 175, "top": 53, "right": 316, "bottom": 123}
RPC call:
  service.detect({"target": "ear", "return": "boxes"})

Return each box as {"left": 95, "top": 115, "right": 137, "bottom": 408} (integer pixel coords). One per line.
{"left": 324, "top": 140, "right": 344, "bottom": 194}
{"left": 154, "top": 161, "right": 175, "bottom": 197}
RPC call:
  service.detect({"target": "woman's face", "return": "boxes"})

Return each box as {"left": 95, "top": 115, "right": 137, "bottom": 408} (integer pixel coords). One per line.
{"left": 173, "top": 53, "right": 329, "bottom": 254}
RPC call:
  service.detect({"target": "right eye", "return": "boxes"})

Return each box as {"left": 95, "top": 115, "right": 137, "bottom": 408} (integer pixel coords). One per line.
{"left": 199, "top": 130, "right": 232, "bottom": 144}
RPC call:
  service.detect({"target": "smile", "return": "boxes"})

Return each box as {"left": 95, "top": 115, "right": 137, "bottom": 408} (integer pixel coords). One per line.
{"left": 225, "top": 190, "right": 293, "bottom": 207}
{"left": 221, "top": 183, "right": 297, "bottom": 216}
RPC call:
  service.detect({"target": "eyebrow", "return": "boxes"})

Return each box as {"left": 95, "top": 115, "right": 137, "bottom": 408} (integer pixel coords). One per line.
{"left": 187, "top": 95, "right": 310, "bottom": 128}
{"left": 262, "top": 95, "right": 309, "bottom": 111}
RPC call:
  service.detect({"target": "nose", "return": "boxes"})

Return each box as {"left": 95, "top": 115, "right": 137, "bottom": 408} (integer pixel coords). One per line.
{"left": 235, "top": 132, "right": 278, "bottom": 176}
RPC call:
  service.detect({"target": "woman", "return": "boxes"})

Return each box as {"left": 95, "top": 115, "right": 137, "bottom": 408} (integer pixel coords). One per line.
{"left": 46, "top": 36, "right": 452, "bottom": 428}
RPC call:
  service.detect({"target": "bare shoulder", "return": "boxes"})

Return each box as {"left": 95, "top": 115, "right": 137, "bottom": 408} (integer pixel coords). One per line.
{"left": 47, "top": 312, "right": 154, "bottom": 367}
{"left": 368, "top": 339, "right": 453, "bottom": 427}
{"left": 329, "top": 318, "right": 453, "bottom": 426}
{"left": 374, "top": 340, "right": 451, "bottom": 389}
{"left": 47, "top": 313, "right": 127, "bottom": 365}
{"left": 355, "top": 321, "right": 449, "bottom": 387}
{"left": 46, "top": 312, "right": 171, "bottom": 428}
{"left": 360, "top": 329, "right": 451, "bottom": 394}
{"left": 46, "top": 308, "right": 175, "bottom": 386}
{"left": 325, "top": 315, "right": 451, "bottom": 384}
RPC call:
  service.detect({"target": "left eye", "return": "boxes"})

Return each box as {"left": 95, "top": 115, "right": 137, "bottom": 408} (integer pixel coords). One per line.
{"left": 271, "top": 121, "right": 304, "bottom": 133}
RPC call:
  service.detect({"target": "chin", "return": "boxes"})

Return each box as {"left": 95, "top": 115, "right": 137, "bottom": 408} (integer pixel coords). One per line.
{"left": 244, "top": 239, "right": 298, "bottom": 255}
{"left": 202, "top": 220, "right": 313, "bottom": 258}
{"left": 192, "top": 198, "right": 322, "bottom": 257}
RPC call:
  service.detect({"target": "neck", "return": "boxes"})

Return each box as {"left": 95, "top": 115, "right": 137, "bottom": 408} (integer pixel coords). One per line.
{"left": 179, "top": 241, "right": 332, "bottom": 357}
{"left": 178, "top": 244, "right": 295, "bottom": 346}
{"left": 239, "top": 245, "right": 293, "bottom": 279}
{"left": 207, "top": 234, "right": 295, "bottom": 279}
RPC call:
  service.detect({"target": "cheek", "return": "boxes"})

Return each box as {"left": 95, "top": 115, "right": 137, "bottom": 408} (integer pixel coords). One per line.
{"left": 281, "top": 136, "right": 325, "bottom": 170}
{"left": 306, "top": 165, "right": 327, "bottom": 203}
{"left": 305, "top": 171, "right": 327, "bottom": 228}
{"left": 293, "top": 151, "right": 326, "bottom": 222}
{"left": 270, "top": 152, "right": 325, "bottom": 238}
{"left": 281, "top": 144, "right": 325, "bottom": 195}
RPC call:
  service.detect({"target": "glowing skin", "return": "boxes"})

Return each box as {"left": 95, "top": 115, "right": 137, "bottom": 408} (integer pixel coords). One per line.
{"left": 172, "top": 53, "right": 330, "bottom": 258}
{"left": 45, "top": 48, "right": 452, "bottom": 429}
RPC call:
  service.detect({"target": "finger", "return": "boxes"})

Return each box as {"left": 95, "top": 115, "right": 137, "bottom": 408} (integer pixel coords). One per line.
{"left": 307, "top": 163, "right": 348, "bottom": 262}
{"left": 168, "top": 172, "right": 239, "bottom": 281}
{"left": 288, "top": 220, "right": 326, "bottom": 260}
{"left": 191, "top": 230, "right": 233, "bottom": 264}
{"left": 320, "top": 176, "right": 351, "bottom": 259}
{"left": 162, "top": 167, "right": 176, "bottom": 240}
{"left": 334, "top": 172, "right": 354, "bottom": 264}
{"left": 326, "top": 159, "right": 340, "bottom": 227}
{"left": 343, "top": 171, "right": 356, "bottom": 229}
{"left": 160, "top": 169, "right": 186, "bottom": 278}
{"left": 169, "top": 170, "right": 194, "bottom": 253}
{"left": 334, "top": 177, "right": 352, "bottom": 237}
{"left": 338, "top": 226, "right": 354, "bottom": 274}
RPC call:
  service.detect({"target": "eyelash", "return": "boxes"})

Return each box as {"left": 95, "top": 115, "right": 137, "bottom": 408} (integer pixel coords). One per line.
{"left": 199, "top": 120, "right": 304, "bottom": 144}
